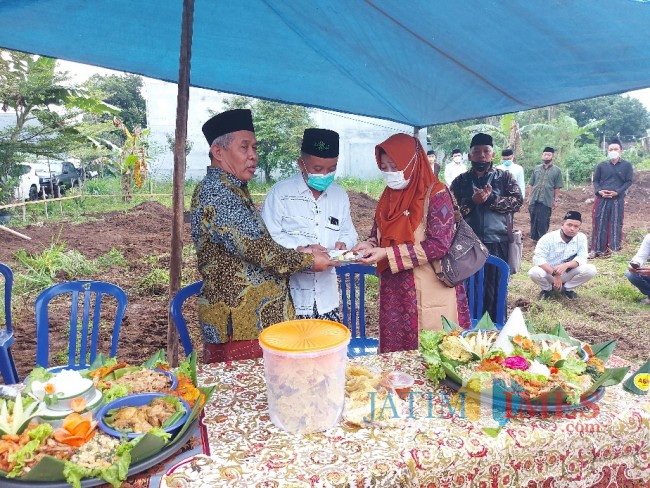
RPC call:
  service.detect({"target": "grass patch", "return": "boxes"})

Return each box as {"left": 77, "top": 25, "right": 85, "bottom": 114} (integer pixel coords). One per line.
{"left": 337, "top": 177, "right": 386, "bottom": 199}
{"left": 13, "top": 242, "right": 97, "bottom": 294}
{"left": 134, "top": 268, "right": 169, "bottom": 296}
{"left": 95, "top": 248, "right": 128, "bottom": 269}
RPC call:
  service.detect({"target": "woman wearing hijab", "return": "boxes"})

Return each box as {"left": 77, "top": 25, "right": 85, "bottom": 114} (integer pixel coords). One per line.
{"left": 354, "top": 133, "right": 470, "bottom": 352}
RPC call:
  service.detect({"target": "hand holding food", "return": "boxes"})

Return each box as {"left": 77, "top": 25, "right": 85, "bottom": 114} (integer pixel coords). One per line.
{"left": 357, "top": 246, "right": 387, "bottom": 265}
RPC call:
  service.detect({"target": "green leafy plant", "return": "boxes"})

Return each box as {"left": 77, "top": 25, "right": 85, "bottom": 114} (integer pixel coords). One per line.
{"left": 95, "top": 248, "right": 128, "bottom": 269}
{"left": 134, "top": 268, "right": 169, "bottom": 296}
{"left": 14, "top": 241, "right": 97, "bottom": 294}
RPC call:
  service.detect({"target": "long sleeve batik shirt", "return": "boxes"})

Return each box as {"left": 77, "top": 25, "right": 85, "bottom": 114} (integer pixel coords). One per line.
{"left": 190, "top": 167, "right": 313, "bottom": 344}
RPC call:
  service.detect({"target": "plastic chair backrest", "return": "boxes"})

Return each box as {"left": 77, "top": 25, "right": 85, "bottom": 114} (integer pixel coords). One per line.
{"left": 0, "top": 262, "right": 19, "bottom": 383}
{"left": 0, "top": 263, "right": 13, "bottom": 337}
{"left": 169, "top": 281, "right": 201, "bottom": 356}
{"left": 464, "top": 254, "right": 509, "bottom": 328}
{"left": 35, "top": 281, "right": 128, "bottom": 369}
{"left": 336, "top": 263, "right": 378, "bottom": 357}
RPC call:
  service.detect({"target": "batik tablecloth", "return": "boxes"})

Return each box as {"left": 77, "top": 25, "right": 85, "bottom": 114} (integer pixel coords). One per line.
{"left": 194, "top": 351, "right": 650, "bottom": 487}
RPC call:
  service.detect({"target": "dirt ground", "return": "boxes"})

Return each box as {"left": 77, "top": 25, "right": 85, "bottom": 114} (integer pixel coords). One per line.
{"left": 1, "top": 172, "right": 649, "bottom": 380}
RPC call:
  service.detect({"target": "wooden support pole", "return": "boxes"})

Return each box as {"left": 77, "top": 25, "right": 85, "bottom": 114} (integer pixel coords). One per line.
{"left": 167, "top": 0, "right": 194, "bottom": 367}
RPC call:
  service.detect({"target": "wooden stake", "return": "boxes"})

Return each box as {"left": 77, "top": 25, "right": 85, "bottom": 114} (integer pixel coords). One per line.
{"left": 167, "top": 0, "right": 194, "bottom": 367}
{"left": 0, "top": 225, "right": 31, "bottom": 240}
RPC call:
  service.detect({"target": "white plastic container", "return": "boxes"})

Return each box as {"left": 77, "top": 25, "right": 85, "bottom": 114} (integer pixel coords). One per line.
{"left": 259, "top": 320, "right": 351, "bottom": 434}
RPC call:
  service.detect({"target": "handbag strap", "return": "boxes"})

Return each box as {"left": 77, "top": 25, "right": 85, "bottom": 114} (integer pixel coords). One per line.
{"left": 506, "top": 212, "right": 514, "bottom": 244}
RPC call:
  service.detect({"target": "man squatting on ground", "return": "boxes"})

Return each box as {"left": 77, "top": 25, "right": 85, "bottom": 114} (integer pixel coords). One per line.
{"left": 529, "top": 211, "right": 597, "bottom": 300}
{"left": 626, "top": 233, "right": 650, "bottom": 305}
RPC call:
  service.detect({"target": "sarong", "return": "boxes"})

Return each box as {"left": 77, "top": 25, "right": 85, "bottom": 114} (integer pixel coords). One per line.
{"left": 204, "top": 339, "right": 263, "bottom": 363}
{"left": 591, "top": 196, "right": 624, "bottom": 253}
{"left": 529, "top": 201, "right": 552, "bottom": 241}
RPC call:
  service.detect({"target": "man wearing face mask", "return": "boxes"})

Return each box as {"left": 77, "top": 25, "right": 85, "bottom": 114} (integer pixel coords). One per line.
{"left": 261, "top": 128, "right": 358, "bottom": 320}
{"left": 191, "top": 111, "right": 336, "bottom": 363}
{"left": 444, "top": 148, "right": 467, "bottom": 186}
{"left": 529, "top": 211, "right": 596, "bottom": 300}
{"left": 527, "top": 147, "right": 563, "bottom": 241}
{"left": 496, "top": 149, "right": 525, "bottom": 199}
{"left": 590, "top": 140, "right": 634, "bottom": 258}
{"left": 450, "top": 133, "right": 523, "bottom": 321}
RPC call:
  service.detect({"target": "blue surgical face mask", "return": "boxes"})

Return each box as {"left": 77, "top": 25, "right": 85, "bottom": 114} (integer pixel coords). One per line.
{"left": 306, "top": 171, "right": 336, "bottom": 191}
{"left": 502, "top": 159, "right": 513, "bottom": 167}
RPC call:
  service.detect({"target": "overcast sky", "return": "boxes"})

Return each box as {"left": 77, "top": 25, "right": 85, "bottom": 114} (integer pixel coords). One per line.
{"left": 58, "top": 60, "right": 650, "bottom": 115}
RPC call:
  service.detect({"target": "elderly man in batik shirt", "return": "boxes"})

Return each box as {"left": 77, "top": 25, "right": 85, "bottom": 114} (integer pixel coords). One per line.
{"left": 190, "top": 109, "right": 334, "bottom": 363}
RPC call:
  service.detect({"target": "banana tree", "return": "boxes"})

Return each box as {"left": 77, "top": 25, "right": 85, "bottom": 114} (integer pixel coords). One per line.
{"left": 466, "top": 114, "right": 555, "bottom": 160}
{"left": 113, "top": 116, "right": 149, "bottom": 201}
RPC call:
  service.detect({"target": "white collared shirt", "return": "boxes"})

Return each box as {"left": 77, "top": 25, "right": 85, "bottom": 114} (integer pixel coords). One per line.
{"left": 532, "top": 229, "right": 588, "bottom": 267}
{"left": 496, "top": 162, "right": 526, "bottom": 198}
{"left": 631, "top": 234, "right": 650, "bottom": 265}
{"left": 261, "top": 173, "right": 358, "bottom": 315}
{"left": 444, "top": 161, "right": 467, "bottom": 186}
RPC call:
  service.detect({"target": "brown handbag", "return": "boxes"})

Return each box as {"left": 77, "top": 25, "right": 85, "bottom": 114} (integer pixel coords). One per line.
{"left": 430, "top": 188, "right": 489, "bottom": 288}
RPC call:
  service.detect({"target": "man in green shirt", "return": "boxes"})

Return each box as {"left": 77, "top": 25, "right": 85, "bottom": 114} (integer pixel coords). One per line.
{"left": 527, "top": 147, "right": 563, "bottom": 241}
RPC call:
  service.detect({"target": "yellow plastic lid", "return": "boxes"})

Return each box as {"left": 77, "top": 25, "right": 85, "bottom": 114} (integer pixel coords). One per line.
{"left": 259, "top": 319, "right": 351, "bottom": 352}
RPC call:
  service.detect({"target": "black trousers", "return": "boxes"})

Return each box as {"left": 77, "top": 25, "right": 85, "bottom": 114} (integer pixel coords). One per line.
{"left": 480, "top": 241, "right": 508, "bottom": 324}
{"left": 529, "top": 202, "right": 552, "bottom": 241}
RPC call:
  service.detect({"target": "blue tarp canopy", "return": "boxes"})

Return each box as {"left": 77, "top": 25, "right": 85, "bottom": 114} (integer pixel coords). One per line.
{"left": 1, "top": 0, "right": 650, "bottom": 127}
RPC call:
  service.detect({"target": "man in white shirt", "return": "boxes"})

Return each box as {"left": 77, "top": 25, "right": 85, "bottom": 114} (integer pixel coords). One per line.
{"left": 626, "top": 233, "right": 650, "bottom": 305}
{"left": 444, "top": 148, "right": 467, "bottom": 186}
{"left": 261, "top": 128, "right": 358, "bottom": 320}
{"left": 496, "top": 149, "right": 525, "bottom": 199}
{"left": 528, "top": 211, "right": 597, "bottom": 300}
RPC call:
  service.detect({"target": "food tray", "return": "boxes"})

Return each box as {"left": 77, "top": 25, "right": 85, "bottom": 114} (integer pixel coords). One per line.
{"left": 0, "top": 420, "right": 199, "bottom": 488}
{"left": 442, "top": 378, "right": 605, "bottom": 414}
{"left": 328, "top": 250, "right": 363, "bottom": 263}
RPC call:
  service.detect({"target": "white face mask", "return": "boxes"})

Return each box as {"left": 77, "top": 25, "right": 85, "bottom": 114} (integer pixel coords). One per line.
{"left": 382, "top": 171, "right": 410, "bottom": 190}
{"left": 608, "top": 150, "right": 620, "bottom": 160}
{"left": 381, "top": 150, "right": 417, "bottom": 190}
{"left": 453, "top": 155, "right": 462, "bottom": 163}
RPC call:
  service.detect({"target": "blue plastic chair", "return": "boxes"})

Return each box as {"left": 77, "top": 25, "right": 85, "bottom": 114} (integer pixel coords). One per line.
{"left": 35, "top": 281, "right": 128, "bottom": 369}
{"left": 169, "top": 281, "right": 201, "bottom": 356}
{"left": 464, "top": 255, "right": 510, "bottom": 329}
{"left": 0, "top": 263, "right": 19, "bottom": 384}
{"left": 336, "top": 264, "right": 379, "bottom": 357}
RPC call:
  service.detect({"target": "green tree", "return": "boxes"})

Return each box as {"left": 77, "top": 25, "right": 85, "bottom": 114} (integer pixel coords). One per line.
{"left": 84, "top": 74, "right": 147, "bottom": 146}
{"left": 0, "top": 50, "right": 114, "bottom": 203}
{"left": 428, "top": 123, "right": 469, "bottom": 159}
{"left": 220, "top": 96, "right": 313, "bottom": 182}
{"left": 562, "top": 144, "right": 604, "bottom": 184}
{"left": 465, "top": 114, "right": 555, "bottom": 162}
{"left": 562, "top": 94, "right": 650, "bottom": 143}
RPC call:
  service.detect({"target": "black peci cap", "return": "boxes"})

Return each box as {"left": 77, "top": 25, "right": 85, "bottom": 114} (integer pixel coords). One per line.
{"left": 563, "top": 210, "right": 582, "bottom": 222}
{"left": 202, "top": 109, "right": 255, "bottom": 145}
{"left": 301, "top": 128, "right": 339, "bottom": 158}
{"left": 470, "top": 133, "right": 493, "bottom": 147}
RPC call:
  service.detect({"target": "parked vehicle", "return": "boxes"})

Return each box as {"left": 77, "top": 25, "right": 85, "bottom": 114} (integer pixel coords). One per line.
{"left": 14, "top": 164, "right": 41, "bottom": 201}
{"left": 58, "top": 161, "right": 83, "bottom": 190}
{"left": 33, "top": 162, "right": 62, "bottom": 198}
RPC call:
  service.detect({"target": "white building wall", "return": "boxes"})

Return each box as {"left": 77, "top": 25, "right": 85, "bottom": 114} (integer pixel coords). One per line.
{"left": 143, "top": 78, "right": 426, "bottom": 181}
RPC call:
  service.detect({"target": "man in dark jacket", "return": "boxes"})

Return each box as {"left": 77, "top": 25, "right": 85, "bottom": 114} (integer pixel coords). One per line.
{"left": 450, "top": 133, "right": 523, "bottom": 321}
